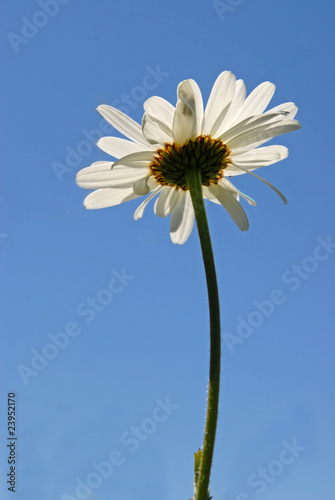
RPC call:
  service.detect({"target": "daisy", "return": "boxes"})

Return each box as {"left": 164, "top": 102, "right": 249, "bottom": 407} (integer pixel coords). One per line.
{"left": 76, "top": 71, "right": 300, "bottom": 244}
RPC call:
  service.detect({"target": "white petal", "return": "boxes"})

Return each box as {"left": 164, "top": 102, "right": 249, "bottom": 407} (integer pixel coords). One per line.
{"left": 233, "top": 165, "right": 287, "bottom": 204}
{"left": 142, "top": 114, "right": 172, "bottom": 145}
{"left": 97, "top": 105, "right": 151, "bottom": 148}
{"left": 133, "top": 177, "right": 151, "bottom": 195}
{"left": 147, "top": 176, "right": 160, "bottom": 191}
{"left": 177, "top": 79, "right": 203, "bottom": 135}
{"left": 219, "top": 112, "right": 284, "bottom": 145}
{"left": 265, "top": 102, "right": 298, "bottom": 120}
{"left": 172, "top": 100, "right": 196, "bottom": 146}
{"left": 207, "top": 184, "right": 249, "bottom": 231}
{"left": 83, "top": 187, "right": 140, "bottom": 209}
{"left": 202, "top": 71, "right": 236, "bottom": 135}
{"left": 172, "top": 79, "right": 204, "bottom": 144}
{"left": 214, "top": 79, "right": 246, "bottom": 137}
{"left": 143, "top": 96, "right": 175, "bottom": 134}
{"left": 112, "top": 151, "right": 155, "bottom": 169}
{"left": 76, "top": 161, "right": 113, "bottom": 176}
{"left": 170, "top": 191, "right": 195, "bottom": 244}
{"left": 202, "top": 186, "right": 221, "bottom": 205}
{"left": 225, "top": 145, "right": 288, "bottom": 175}
{"left": 233, "top": 82, "right": 276, "bottom": 123}
{"left": 154, "top": 187, "right": 179, "bottom": 218}
{"left": 97, "top": 137, "right": 147, "bottom": 158}
{"left": 76, "top": 164, "right": 147, "bottom": 189}
{"left": 226, "top": 119, "right": 301, "bottom": 156}
{"left": 133, "top": 187, "right": 163, "bottom": 220}
{"left": 219, "top": 178, "right": 256, "bottom": 206}
{"left": 233, "top": 145, "right": 289, "bottom": 164}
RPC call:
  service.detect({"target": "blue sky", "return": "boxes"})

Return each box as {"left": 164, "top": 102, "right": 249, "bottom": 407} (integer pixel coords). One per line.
{"left": 1, "top": 0, "right": 335, "bottom": 499}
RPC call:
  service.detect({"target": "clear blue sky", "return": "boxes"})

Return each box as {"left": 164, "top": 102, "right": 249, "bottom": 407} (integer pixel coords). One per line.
{"left": 1, "top": 1, "right": 335, "bottom": 499}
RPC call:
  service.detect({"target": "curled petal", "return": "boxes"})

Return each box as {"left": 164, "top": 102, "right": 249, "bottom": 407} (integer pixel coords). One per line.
{"left": 265, "top": 102, "right": 298, "bottom": 120}
{"left": 176, "top": 79, "right": 203, "bottom": 135}
{"left": 143, "top": 96, "right": 175, "bottom": 134}
{"left": 172, "top": 100, "right": 196, "bottom": 146}
{"left": 133, "top": 177, "right": 151, "bottom": 196}
{"left": 142, "top": 114, "right": 172, "bottom": 145}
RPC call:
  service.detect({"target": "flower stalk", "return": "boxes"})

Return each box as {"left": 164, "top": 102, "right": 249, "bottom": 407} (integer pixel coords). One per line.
{"left": 186, "top": 168, "right": 221, "bottom": 500}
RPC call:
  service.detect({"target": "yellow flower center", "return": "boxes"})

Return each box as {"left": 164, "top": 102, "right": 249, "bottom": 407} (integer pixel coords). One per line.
{"left": 149, "top": 135, "right": 231, "bottom": 191}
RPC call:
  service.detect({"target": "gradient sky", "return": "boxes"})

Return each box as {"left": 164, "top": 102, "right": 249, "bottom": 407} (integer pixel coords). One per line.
{"left": 1, "top": 1, "right": 335, "bottom": 500}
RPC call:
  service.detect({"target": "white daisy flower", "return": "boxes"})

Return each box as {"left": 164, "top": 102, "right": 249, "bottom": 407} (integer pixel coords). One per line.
{"left": 76, "top": 71, "right": 300, "bottom": 244}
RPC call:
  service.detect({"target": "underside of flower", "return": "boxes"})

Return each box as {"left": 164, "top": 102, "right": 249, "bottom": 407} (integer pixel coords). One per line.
{"left": 149, "top": 135, "right": 231, "bottom": 190}
{"left": 77, "top": 70, "right": 301, "bottom": 243}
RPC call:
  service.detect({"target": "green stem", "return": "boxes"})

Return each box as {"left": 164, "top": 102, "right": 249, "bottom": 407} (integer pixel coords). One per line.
{"left": 186, "top": 168, "right": 221, "bottom": 500}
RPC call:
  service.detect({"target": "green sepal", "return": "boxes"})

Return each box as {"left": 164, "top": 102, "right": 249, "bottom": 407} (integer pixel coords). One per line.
{"left": 193, "top": 449, "right": 213, "bottom": 500}
{"left": 194, "top": 448, "right": 202, "bottom": 484}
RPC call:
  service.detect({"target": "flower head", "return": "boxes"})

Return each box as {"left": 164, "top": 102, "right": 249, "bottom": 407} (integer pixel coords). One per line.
{"left": 76, "top": 71, "right": 300, "bottom": 244}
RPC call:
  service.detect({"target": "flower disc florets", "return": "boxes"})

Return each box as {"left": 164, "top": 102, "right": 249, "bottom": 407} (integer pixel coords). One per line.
{"left": 149, "top": 135, "right": 231, "bottom": 190}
